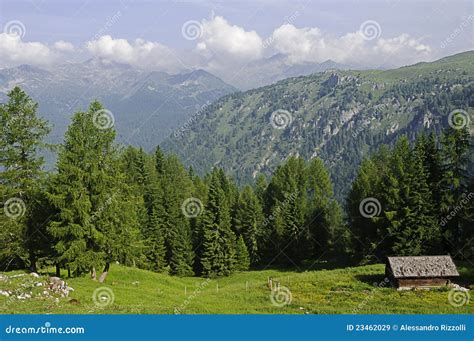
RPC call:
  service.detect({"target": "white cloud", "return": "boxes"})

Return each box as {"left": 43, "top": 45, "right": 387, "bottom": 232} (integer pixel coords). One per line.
{"left": 53, "top": 40, "right": 74, "bottom": 52}
{"left": 374, "top": 34, "right": 432, "bottom": 64}
{"left": 0, "top": 16, "right": 434, "bottom": 73}
{"left": 269, "top": 24, "right": 432, "bottom": 67}
{"left": 0, "top": 33, "right": 58, "bottom": 68}
{"left": 196, "top": 16, "right": 264, "bottom": 63}
{"left": 86, "top": 35, "right": 185, "bottom": 73}
{"left": 190, "top": 18, "right": 432, "bottom": 72}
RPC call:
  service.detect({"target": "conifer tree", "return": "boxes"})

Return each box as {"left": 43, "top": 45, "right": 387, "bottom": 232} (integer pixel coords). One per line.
{"left": 155, "top": 145, "right": 165, "bottom": 175}
{"left": 47, "top": 108, "right": 103, "bottom": 275}
{"left": 268, "top": 157, "right": 308, "bottom": 264}
{"left": 155, "top": 155, "right": 195, "bottom": 276}
{"left": 347, "top": 156, "right": 383, "bottom": 261}
{"left": 145, "top": 207, "right": 167, "bottom": 272}
{"left": 201, "top": 169, "right": 236, "bottom": 277}
{"left": 0, "top": 87, "right": 51, "bottom": 271}
{"left": 400, "top": 137, "right": 439, "bottom": 255}
{"left": 306, "top": 158, "right": 345, "bottom": 259}
{"left": 234, "top": 186, "right": 263, "bottom": 265}
{"left": 48, "top": 101, "right": 141, "bottom": 278}
{"left": 439, "top": 126, "right": 471, "bottom": 254}
{"left": 0, "top": 87, "right": 51, "bottom": 191}
{"left": 378, "top": 137, "right": 411, "bottom": 256}
{"left": 254, "top": 174, "right": 268, "bottom": 211}
{"left": 235, "top": 235, "right": 250, "bottom": 271}
{"left": 423, "top": 133, "right": 443, "bottom": 211}
{"left": 120, "top": 146, "right": 164, "bottom": 269}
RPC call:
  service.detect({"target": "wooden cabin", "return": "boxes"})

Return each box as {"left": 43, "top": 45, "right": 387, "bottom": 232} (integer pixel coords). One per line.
{"left": 385, "top": 255, "right": 459, "bottom": 289}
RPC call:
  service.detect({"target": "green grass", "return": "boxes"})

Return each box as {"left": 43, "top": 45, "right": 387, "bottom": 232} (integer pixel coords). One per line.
{"left": 1, "top": 263, "right": 472, "bottom": 314}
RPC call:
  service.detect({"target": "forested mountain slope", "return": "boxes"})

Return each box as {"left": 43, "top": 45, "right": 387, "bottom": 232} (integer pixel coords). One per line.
{"left": 163, "top": 51, "right": 474, "bottom": 199}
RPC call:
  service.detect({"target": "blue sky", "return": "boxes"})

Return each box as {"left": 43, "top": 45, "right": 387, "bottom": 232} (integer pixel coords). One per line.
{"left": 0, "top": 0, "right": 472, "bottom": 70}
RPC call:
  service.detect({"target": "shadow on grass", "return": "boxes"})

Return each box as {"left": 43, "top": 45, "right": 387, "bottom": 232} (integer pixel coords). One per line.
{"left": 455, "top": 261, "right": 474, "bottom": 288}
{"left": 252, "top": 259, "right": 357, "bottom": 273}
{"left": 354, "top": 274, "right": 388, "bottom": 287}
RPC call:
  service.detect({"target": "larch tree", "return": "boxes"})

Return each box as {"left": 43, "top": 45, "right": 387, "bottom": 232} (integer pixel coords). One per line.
{"left": 47, "top": 101, "right": 141, "bottom": 279}
{"left": 0, "top": 87, "right": 51, "bottom": 271}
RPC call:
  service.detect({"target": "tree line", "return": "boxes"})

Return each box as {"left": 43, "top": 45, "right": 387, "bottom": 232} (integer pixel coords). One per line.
{"left": 348, "top": 124, "right": 473, "bottom": 263}
{"left": 0, "top": 87, "right": 472, "bottom": 279}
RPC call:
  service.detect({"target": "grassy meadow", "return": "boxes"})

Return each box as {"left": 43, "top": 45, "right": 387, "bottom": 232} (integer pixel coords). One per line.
{"left": 1, "top": 263, "right": 473, "bottom": 314}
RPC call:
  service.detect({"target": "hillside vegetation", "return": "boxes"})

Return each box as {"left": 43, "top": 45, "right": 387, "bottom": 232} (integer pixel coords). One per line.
{"left": 163, "top": 51, "right": 474, "bottom": 199}
{"left": 1, "top": 264, "right": 473, "bottom": 314}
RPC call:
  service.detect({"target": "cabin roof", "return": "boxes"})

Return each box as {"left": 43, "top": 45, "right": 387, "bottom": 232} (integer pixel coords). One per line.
{"left": 387, "top": 255, "right": 459, "bottom": 279}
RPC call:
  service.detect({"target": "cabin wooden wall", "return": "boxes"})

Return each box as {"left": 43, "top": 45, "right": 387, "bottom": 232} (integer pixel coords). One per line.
{"left": 396, "top": 277, "right": 450, "bottom": 288}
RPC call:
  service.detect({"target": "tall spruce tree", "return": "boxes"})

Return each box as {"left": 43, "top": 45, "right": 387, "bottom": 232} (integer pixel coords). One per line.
{"left": 120, "top": 146, "right": 166, "bottom": 270}
{"left": 235, "top": 235, "right": 250, "bottom": 271}
{"left": 400, "top": 137, "right": 440, "bottom": 255}
{"left": 347, "top": 153, "right": 385, "bottom": 262}
{"left": 378, "top": 137, "right": 412, "bottom": 257}
{"left": 155, "top": 154, "right": 195, "bottom": 276}
{"left": 146, "top": 206, "right": 168, "bottom": 272}
{"left": 267, "top": 157, "right": 308, "bottom": 264}
{"left": 234, "top": 186, "right": 263, "bottom": 265}
{"left": 200, "top": 169, "right": 236, "bottom": 277}
{"left": 306, "top": 158, "right": 345, "bottom": 259}
{"left": 439, "top": 126, "right": 471, "bottom": 254}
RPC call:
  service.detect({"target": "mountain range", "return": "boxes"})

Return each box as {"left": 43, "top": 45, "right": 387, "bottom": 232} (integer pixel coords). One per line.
{"left": 0, "top": 54, "right": 347, "bottom": 152}
{"left": 0, "top": 51, "right": 472, "bottom": 198}
{"left": 0, "top": 58, "right": 236, "bottom": 151}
